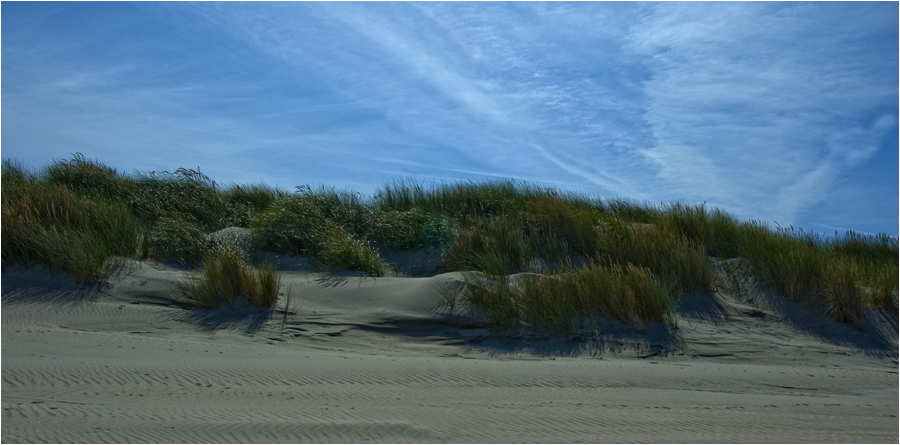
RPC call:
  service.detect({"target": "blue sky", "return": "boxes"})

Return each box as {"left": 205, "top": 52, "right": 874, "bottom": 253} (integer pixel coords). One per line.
{"left": 3, "top": 2, "right": 897, "bottom": 236}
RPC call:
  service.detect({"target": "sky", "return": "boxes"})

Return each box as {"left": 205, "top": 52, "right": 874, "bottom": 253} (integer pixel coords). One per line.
{"left": 2, "top": 2, "right": 898, "bottom": 237}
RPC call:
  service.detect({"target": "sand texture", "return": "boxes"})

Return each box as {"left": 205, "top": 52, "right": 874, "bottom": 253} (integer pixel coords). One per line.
{"left": 2, "top": 257, "right": 898, "bottom": 443}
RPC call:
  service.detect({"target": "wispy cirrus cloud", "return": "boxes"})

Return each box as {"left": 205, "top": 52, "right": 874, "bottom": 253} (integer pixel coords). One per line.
{"left": 626, "top": 2, "right": 898, "bottom": 226}
{"left": 2, "top": 2, "right": 896, "bottom": 234}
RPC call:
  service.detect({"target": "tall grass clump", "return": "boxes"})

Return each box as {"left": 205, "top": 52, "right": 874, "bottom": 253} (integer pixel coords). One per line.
{"left": 447, "top": 215, "right": 530, "bottom": 273}
{"left": 374, "top": 178, "right": 542, "bottom": 218}
{"left": 221, "top": 183, "right": 290, "bottom": 227}
{"left": 148, "top": 214, "right": 215, "bottom": 266}
{"left": 733, "top": 223, "right": 898, "bottom": 327}
{"left": 522, "top": 192, "right": 601, "bottom": 257}
{"left": 738, "top": 224, "right": 827, "bottom": 302}
{"left": 600, "top": 198, "right": 657, "bottom": 224}
{"left": 820, "top": 256, "right": 866, "bottom": 329}
{"left": 129, "top": 167, "right": 231, "bottom": 230}
{"left": 596, "top": 219, "right": 713, "bottom": 295}
{"left": 453, "top": 261, "right": 673, "bottom": 333}
{"left": 651, "top": 203, "right": 744, "bottom": 258}
{"left": 314, "top": 228, "right": 384, "bottom": 276}
{"left": 252, "top": 193, "right": 383, "bottom": 276}
{"left": 367, "top": 209, "right": 430, "bottom": 250}
{"left": 184, "top": 247, "right": 281, "bottom": 308}
{"left": 2, "top": 163, "right": 138, "bottom": 283}
{"left": 44, "top": 153, "right": 135, "bottom": 201}
{"left": 827, "top": 231, "right": 898, "bottom": 312}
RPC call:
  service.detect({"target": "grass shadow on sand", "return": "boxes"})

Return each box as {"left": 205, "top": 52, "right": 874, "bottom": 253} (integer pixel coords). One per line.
{"left": 1, "top": 266, "right": 105, "bottom": 307}
{"left": 464, "top": 322, "right": 684, "bottom": 359}
{"left": 674, "top": 292, "right": 734, "bottom": 324}
{"left": 175, "top": 302, "right": 274, "bottom": 334}
{"left": 740, "top": 280, "right": 898, "bottom": 359}
{"left": 357, "top": 317, "right": 685, "bottom": 359}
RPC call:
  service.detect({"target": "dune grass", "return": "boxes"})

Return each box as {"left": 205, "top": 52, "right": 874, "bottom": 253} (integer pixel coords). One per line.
{"left": 3, "top": 155, "right": 896, "bottom": 331}
{"left": 447, "top": 259, "right": 673, "bottom": 333}
{"left": 250, "top": 192, "right": 384, "bottom": 276}
{"left": 732, "top": 224, "right": 898, "bottom": 327}
{"left": 595, "top": 218, "right": 713, "bottom": 296}
{"left": 184, "top": 247, "right": 281, "bottom": 308}
{"left": 2, "top": 160, "right": 138, "bottom": 284}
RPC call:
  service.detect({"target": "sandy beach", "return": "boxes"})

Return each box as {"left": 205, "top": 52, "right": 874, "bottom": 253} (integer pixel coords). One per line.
{"left": 2, "top": 256, "right": 897, "bottom": 443}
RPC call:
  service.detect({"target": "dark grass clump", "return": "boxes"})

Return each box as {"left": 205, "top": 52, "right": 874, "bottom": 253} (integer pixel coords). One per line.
{"left": 221, "top": 183, "right": 291, "bottom": 227}
{"left": 148, "top": 214, "right": 216, "bottom": 266}
{"left": 596, "top": 219, "right": 713, "bottom": 296}
{"left": 129, "top": 167, "right": 232, "bottom": 231}
{"left": 2, "top": 161, "right": 138, "bottom": 284}
{"left": 374, "top": 178, "right": 544, "bottom": 218}
{"left": 731, "top": 223, "right": 898, "bottom": 326}
{"left": 650, "top": 202, "right": 744, "bottom": 258}
{"left": 447, "top": 260, "right": 673, "bottom": 333}
{"left": 252, "top": 192, "right": 383, "bottom": 276}
{"left": 523, "top": 192, "right": 601, "bottom": 257}
{"left": 366, "top": 209, "right": 431, "bottom": 251}
{"left": 44, "top": 153, "right": 135, "bottom": 201}
{"left": 828, "top": 232, "right": 898, "bottom": 311}
{"left": 184, "top": 247, "right": 281, "bottom": 308}
{"left": 447, "top": 215, "right": 531, "bottom": 273}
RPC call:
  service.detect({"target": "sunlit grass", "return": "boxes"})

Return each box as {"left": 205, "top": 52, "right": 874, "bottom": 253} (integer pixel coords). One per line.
{"left": 596, "top": 219, "right": 713, "bottom": 295}
{"left": 3, "top": 154, "right": 895, "bottom": 331}
{"left": 446, "top": 259, "right": 674, "bottom": 333}
{"left": 184, "top": 247, "right": 282, "bottom": 308}
{"left": 251, "top": 192, "right": 383, "bottom": 276}
{"left": 2, "top": 161, "right": 138, "bottom": 284}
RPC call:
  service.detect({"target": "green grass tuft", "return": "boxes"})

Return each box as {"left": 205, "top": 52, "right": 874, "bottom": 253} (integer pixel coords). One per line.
{"left": 2, "top": 166, "right": 138, "bottom": 284}
{"left": 314, "top": 228, "right": 385, "bottom": 277}
{"left": 149, "top": 214, "right": 215, "bottom": 266}
{"left": 252, "top": 192, "right": 383, "bottom": 275}
{"left": 450, "top": 260, "right": 673, "bottom": 333}
{"left": 129, "top": 167, "right": 231, "bottom": 230}
{"left": 596, "top": 219, "right": 713, "bottom": 296}
{"left": 44, "top": 153, "right": 134, "bottom": 201}
{"left": 184, "top": 247, "right": 282, "bottom": 308}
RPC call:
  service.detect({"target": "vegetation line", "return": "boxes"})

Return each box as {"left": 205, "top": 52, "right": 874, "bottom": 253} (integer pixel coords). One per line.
{"left": 2, "top": 154, "right": 896, "bottom": 330}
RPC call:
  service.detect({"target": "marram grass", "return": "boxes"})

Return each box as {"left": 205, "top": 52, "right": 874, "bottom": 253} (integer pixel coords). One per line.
{"left": 3, "top": 155, "right": 896, "bottom": 331}
{"left": 447, "top": 259, "right": 674, "bottom": 333}
{"left": 2, "top": 164, "right": 138, "bottom": 284}
{"left": 184, "top": 247, "right": 281, "bottom": 308}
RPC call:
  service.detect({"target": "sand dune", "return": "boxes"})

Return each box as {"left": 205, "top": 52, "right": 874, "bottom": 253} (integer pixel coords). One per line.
{"left": 2, "top": 257, "right": 897, "bottom": 443}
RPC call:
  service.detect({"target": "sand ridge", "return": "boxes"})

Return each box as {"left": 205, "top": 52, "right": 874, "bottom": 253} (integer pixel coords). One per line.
{"left": 2, "top": 258, "right": 897, "bottom": 443}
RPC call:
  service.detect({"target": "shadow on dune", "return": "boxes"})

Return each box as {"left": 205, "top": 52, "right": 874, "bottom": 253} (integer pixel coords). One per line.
{"left": 675, "top": 292, "right": 735, "bottom": 324}
{"left": 708, "top": 258, "right": 898, "bottom": 360}
{"left": 358, "top": 315, "right": 685, "bottom": 359}
{"left": 314, "top": 273, "right": 374, "bottom": 288}
{"left": 463, "top": 322, "right": 685, "bottom": 359}
{"left": 737, "top": 281, "right": 898, "bottom": 359}
{"left": 174, "top": 302, "right": 274, "bottom": 333}
{"left": 1, "top": 266, "right": 104, "bottom": 307}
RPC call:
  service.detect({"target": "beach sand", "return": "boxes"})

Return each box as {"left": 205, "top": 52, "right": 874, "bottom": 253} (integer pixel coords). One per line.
{"left": 2, "top": 256, "right": 897, "bottom": 443}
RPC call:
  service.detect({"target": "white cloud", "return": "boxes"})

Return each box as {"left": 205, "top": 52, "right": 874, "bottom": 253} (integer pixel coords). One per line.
{"left": 2, "top": 2, "right": 896, "bottom": 234}
{"left": 626, "top": 2, "right": 898, "bottom": 225}
{"left": 828, "top": 114, "right": 897, "bottom": 165}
